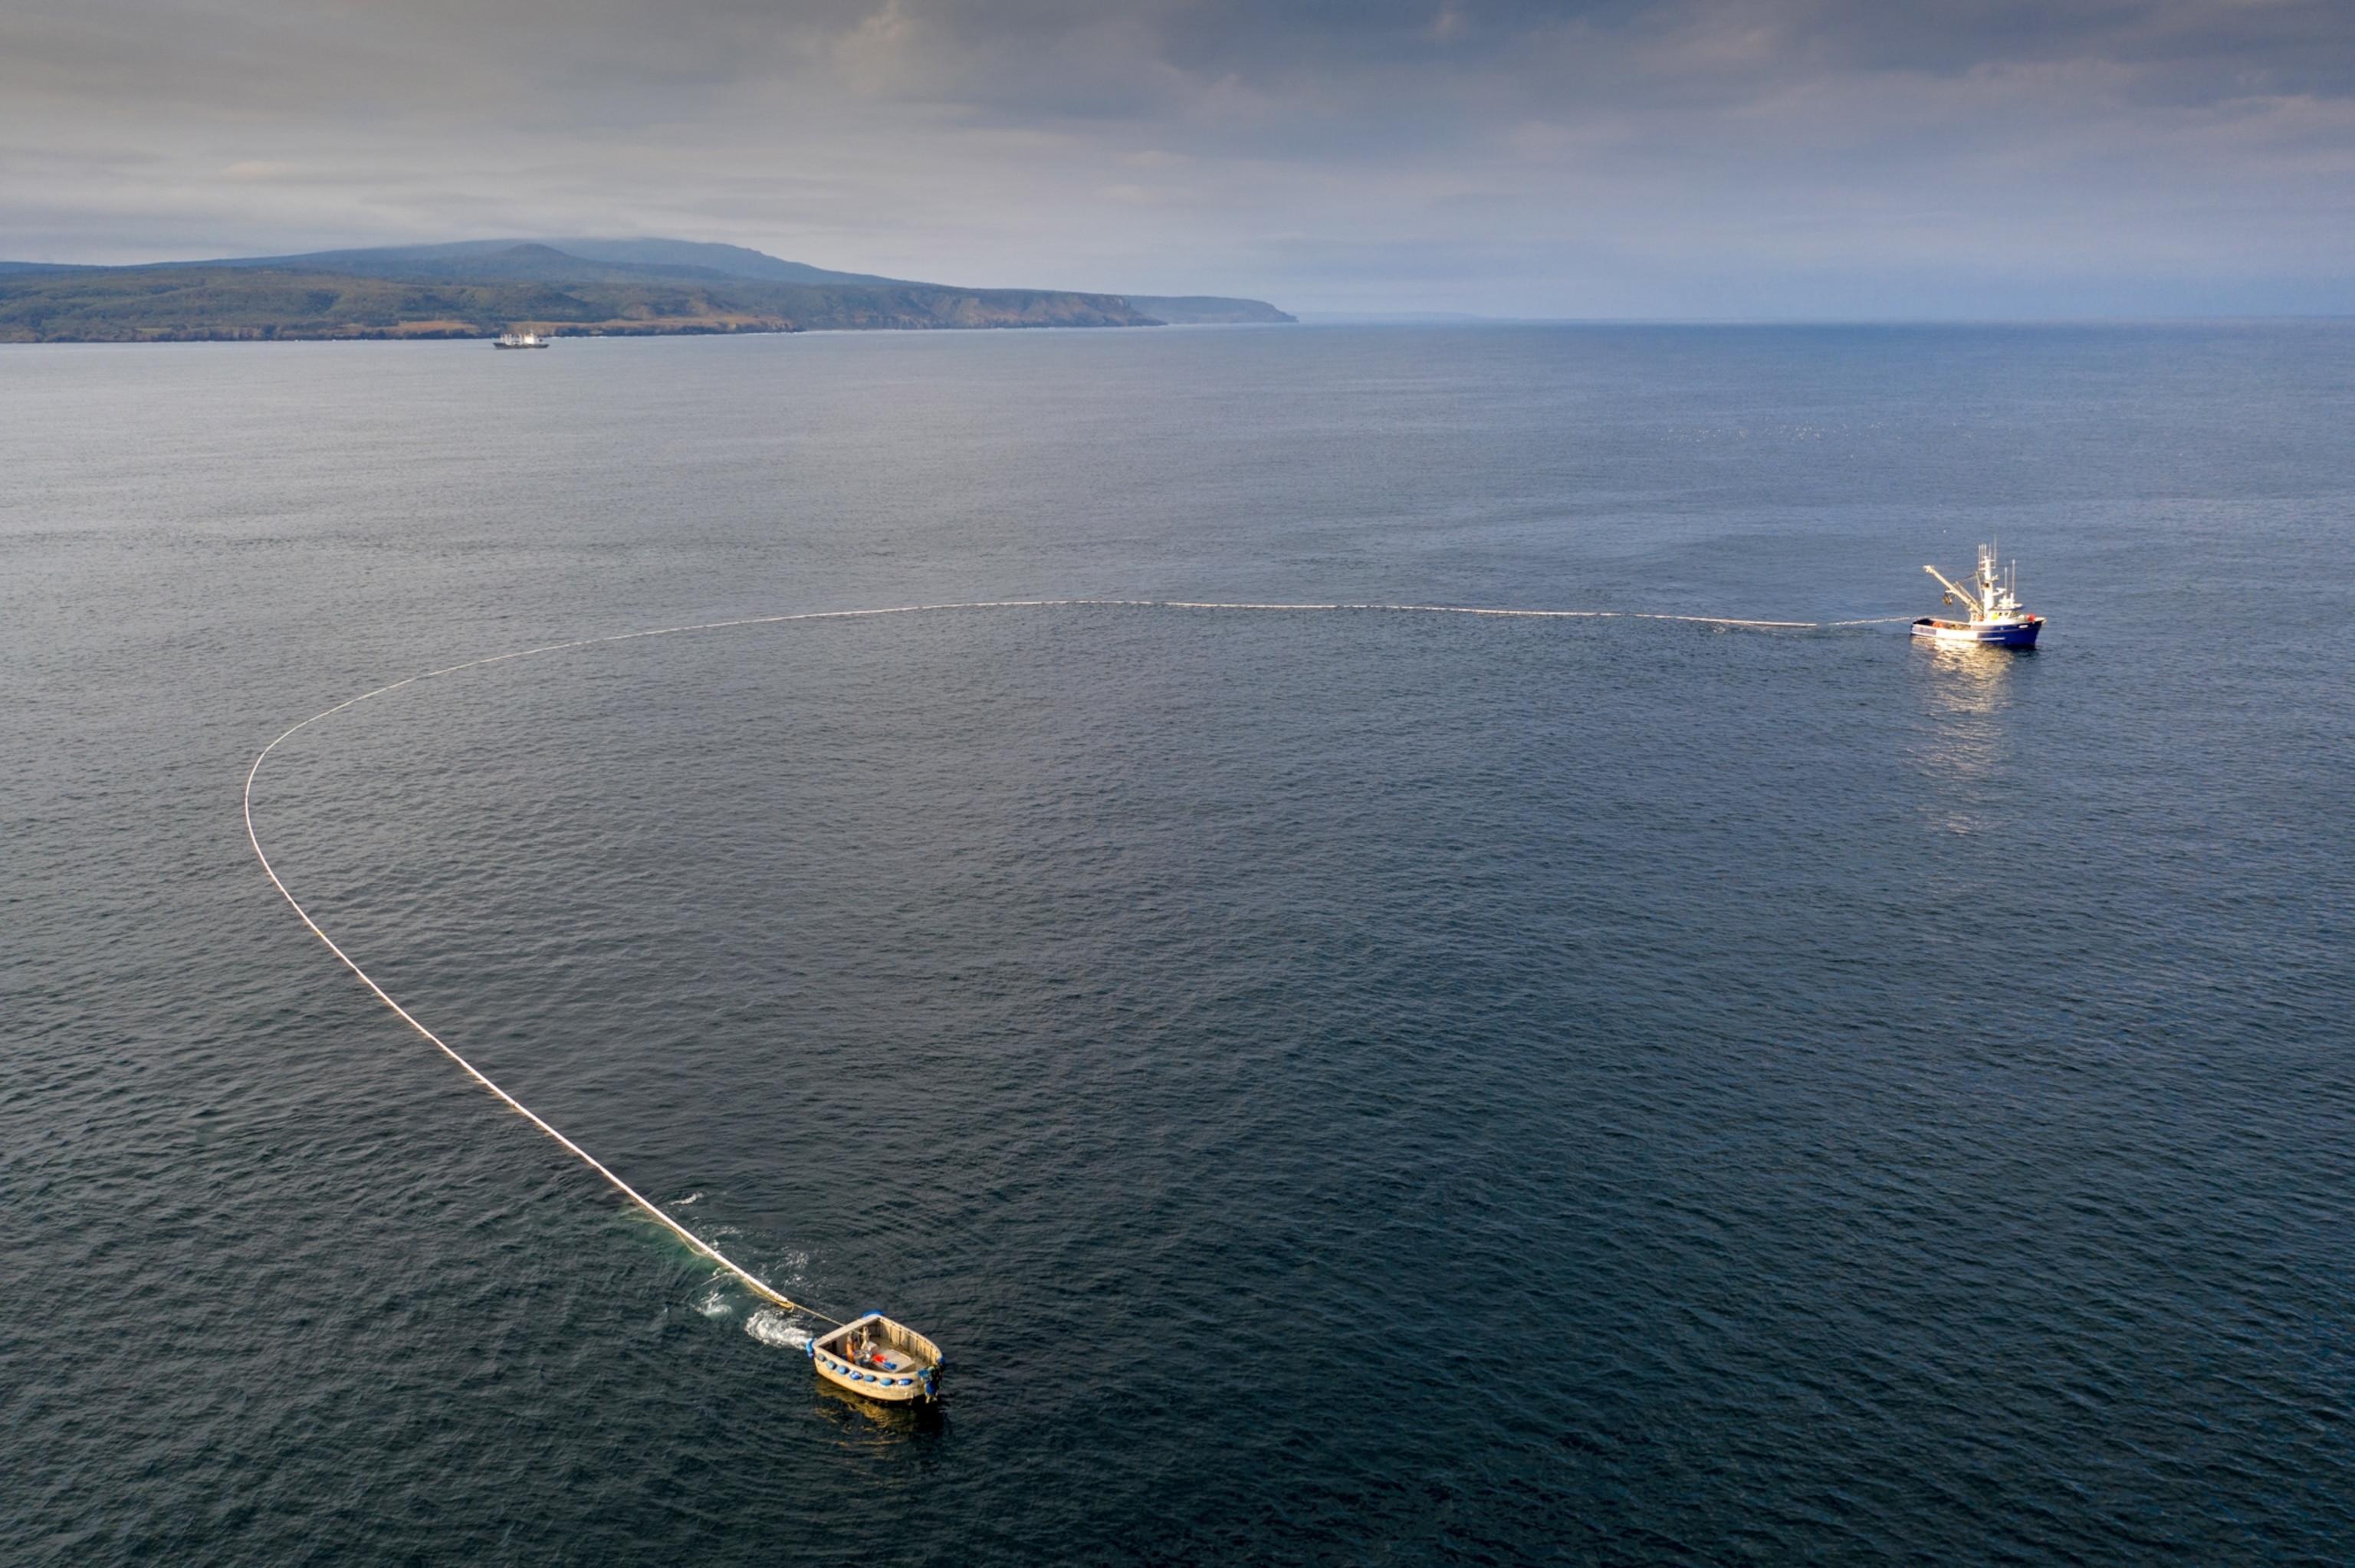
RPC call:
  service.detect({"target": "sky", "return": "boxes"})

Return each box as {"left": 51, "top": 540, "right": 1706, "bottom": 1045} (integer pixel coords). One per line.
{"left": 4, "top": 0, "right": 2353, "bottom": 317}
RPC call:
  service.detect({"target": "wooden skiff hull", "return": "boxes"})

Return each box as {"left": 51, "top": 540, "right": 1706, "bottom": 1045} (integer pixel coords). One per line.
{"left": 808, "top": 1312, "right": 941, "bottom": 1402}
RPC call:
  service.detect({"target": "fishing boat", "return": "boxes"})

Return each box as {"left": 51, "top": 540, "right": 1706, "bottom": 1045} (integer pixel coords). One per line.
{"left": 493, "top": 331, "right": 550, "bottom": 349}
{"left": 1914, "top": 543, "right": 2042, "bottom": 647}
{"left": 808, "top": 1313, "right": 942, "bottom": 1402}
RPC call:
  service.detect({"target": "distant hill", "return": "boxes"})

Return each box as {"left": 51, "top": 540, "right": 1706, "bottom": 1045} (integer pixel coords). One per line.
{"left": 1123, "top": 295, "right": 1296, "bottom": 325}
{"left": 188, "top": 241, "right": 744, "bottom": 286}
{"left": 0, "top": 258, "right": 1165, "bottom": 341}
{"left": 547, "top": 239, "right": 906, "bottom": 287}
{"left": 0, "top": 240, "right": 1292, "bottom": 341}
{"left": 192, "top": 238, "right": 913, "bottom": 287}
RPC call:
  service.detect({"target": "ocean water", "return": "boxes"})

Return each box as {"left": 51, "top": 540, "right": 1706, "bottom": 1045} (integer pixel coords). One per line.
{"left": 5, "top": 324, "right": 2352, "bottom": 1564}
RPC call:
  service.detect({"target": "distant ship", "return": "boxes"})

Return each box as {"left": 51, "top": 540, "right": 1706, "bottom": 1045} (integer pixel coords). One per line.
{"left": 1915, "top": 543, "right": 2042, "bottom": 647}
{"left": 493, "top": 331, "right": 550, "bottom": 349}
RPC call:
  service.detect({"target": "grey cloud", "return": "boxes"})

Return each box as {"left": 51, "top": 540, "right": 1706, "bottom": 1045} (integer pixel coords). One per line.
{"left": 2, "top": 0, "right": 2351, "bottom": 313}
{"left": 718, "top": 0, "right": 2355, "bottom": 113}
{"left": 12, "top": 2, "right": 2350, "bottom": 134}
{"left": 25, "top": 2, "right": 2353, "bottom": 117}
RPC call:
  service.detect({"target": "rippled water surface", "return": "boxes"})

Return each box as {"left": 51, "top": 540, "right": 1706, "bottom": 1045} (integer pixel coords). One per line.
{"left": 5, "top": 326, "right": 2353, "bottom": 1563}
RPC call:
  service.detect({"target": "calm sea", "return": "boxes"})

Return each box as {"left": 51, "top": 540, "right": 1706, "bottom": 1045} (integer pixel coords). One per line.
{"left": 5, "top": 325, "right": 2351, "bottom": 1564}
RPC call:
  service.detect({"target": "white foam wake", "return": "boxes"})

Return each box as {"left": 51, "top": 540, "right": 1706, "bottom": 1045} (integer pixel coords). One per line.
{"left": 745, "top": 1309, "right": 812, "bottom": 1350}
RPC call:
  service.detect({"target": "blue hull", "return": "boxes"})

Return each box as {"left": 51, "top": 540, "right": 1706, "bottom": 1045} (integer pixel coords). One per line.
{"left": 1912, "top": 616, "right": 2041, "bottom": 648}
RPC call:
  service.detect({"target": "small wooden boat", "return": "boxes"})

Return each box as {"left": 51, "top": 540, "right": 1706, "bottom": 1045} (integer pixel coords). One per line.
{"left": 808, "top": 1313, "right": 941, "bottom": 1402}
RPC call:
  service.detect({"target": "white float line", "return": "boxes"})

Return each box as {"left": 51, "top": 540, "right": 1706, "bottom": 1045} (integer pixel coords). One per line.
{"left": 1155, "top": 601, "right": 1912, "bottom": 628}
{"left": 242, "top": 595, "right": 1912, "bottom": 1324}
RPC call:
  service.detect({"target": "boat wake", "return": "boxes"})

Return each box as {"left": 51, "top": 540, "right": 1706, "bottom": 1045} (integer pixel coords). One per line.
{"left": 745, "top": 1309, "right": 813, "bottom": 1351}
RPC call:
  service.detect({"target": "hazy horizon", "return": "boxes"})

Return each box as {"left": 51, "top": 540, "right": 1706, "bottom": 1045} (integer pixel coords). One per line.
{"left": 5, "top": 2, "right": 2353, "bottom": 318}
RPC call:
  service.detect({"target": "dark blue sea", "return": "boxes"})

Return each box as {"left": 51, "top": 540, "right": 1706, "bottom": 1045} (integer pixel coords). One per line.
{"left": 5, "top": 324, "right": 2352, "bottom": 1564}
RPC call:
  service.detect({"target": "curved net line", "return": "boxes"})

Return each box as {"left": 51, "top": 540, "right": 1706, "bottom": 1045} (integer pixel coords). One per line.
{"left": 242, "top": 595, "right": 1905, "bottom": 1327}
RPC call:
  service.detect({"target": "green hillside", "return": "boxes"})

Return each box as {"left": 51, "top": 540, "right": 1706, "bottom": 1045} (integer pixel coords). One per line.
{"left": 0, "top": 251, "right": 1187, "bottom": 342}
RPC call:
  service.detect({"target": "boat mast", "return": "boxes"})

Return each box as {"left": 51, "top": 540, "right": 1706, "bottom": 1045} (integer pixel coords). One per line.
{"left": 1977, "top": 543, "right": 2019, "bottom": 618}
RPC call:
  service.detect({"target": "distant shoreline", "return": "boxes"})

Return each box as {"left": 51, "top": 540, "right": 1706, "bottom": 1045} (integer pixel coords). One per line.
{"left": 0, "top": 240, "right": 1293, "bottom": 343}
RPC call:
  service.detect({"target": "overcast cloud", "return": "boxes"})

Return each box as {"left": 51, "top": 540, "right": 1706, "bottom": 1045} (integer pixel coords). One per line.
{"left": 4, "top": 0, "right": 2352, "bottom": 314}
